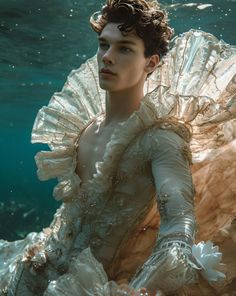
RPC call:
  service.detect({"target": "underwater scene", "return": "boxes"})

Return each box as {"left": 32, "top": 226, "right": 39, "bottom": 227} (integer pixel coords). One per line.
{"left": 1, "top": 0, "right": 236, "bottom": 241}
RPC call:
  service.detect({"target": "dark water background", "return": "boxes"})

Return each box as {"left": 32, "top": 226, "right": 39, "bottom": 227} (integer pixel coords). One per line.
{"left": 1, "top": 0, "right": 236, "bottom": 240}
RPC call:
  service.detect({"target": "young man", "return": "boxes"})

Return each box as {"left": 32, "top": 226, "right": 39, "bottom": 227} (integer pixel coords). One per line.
{"left": 78, "top": 18, "right": 161, "bottom": 182}
{"left": 1, "top": 0, "right": 229, "bottom": 295}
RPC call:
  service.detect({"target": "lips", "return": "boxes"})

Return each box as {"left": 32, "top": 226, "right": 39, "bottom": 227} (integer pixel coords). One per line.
{"left": 100, "top": 68, "right": 116, "bottom": 75}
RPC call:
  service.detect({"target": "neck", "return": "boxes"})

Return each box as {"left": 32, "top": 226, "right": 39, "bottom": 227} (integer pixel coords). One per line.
{"left": 104, "top": 85, "right": 144, "bottom": 125}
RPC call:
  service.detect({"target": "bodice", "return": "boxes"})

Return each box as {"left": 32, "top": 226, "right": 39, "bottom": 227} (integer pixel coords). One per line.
{"left": 44, "top": 121, "right": 194, "bottom": 284}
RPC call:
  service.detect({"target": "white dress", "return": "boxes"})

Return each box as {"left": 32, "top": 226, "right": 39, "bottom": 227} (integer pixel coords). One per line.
{"left": 1, "top": 30, "right": 236, "bottom": 295}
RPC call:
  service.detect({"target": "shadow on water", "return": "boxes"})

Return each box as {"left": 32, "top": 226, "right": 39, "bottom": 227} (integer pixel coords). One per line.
{"left": 0, "top": 0, "right": 236, "bottom": 240}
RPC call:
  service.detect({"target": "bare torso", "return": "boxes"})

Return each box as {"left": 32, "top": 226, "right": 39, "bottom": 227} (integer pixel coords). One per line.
{"left": 76, "top": 117, "right": 118, "bottom": 182}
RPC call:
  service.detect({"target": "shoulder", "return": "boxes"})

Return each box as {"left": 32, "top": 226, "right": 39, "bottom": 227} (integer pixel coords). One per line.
{"left": 142, "top": 119, "right": 191, "bottom": 145}
{"left": 140, "top": 120, "right": 192, "bottom": 163}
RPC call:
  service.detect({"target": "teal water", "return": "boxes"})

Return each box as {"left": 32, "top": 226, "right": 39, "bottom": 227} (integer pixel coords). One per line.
{"left": 1, "top": 0, "right": 236, "bottom": 240}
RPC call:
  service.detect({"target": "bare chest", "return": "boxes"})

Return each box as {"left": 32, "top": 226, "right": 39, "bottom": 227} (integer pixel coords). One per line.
{"left": 76, "top": 121, "right": 115, "bottom": 182}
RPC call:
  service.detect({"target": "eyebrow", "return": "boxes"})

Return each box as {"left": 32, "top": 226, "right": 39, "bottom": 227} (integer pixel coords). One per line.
{"left": 98, "top": 37, "right": 137, "bottom": 46}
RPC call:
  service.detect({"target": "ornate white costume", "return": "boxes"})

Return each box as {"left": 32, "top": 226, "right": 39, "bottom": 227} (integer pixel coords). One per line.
{"left": 1, "top": 30, "right": 236, "bottom": 295}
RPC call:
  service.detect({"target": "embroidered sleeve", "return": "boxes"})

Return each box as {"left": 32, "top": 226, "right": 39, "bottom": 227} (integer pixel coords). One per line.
{"left": 131, "top": 128, "right": 199, "bottom": 293}
{"left": 131, "top": 128, "right": 225, "bottom": 293}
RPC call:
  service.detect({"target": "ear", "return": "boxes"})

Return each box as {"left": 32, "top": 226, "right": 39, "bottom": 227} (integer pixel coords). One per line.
{"left": 144, "top": 54, "right": 160, "bottom": 74}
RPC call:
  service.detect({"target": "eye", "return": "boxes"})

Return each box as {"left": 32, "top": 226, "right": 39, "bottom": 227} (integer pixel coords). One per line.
{"left": 99, "top": 42, "right": 109, "bottom": 50}
{"left": 120, "top": 46, "right": 132, "bottom": 53}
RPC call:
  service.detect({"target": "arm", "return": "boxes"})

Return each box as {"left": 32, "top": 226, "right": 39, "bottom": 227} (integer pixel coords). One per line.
{"left": 130, "top": 128, "right": 199, "bottom": 294}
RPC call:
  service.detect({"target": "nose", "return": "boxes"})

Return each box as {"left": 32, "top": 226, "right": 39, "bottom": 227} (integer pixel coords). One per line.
{"left": 102, "top": 48, "right": 114, "bottom": 65}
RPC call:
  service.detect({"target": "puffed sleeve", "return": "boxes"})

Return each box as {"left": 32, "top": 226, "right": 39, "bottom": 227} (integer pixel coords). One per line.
{"left": 130, "top": 128, "right": 224, "bottom": 294}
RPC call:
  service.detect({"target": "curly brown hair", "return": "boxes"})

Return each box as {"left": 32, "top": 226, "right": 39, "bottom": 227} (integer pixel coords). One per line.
{"left": 90, "top": 0, "right": 173, "bottom": 58}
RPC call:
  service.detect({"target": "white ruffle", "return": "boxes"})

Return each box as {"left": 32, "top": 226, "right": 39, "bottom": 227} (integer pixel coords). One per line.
{"left": 34, "top": 148, "right": 81, "bottom": 201}
{"left": 146, "top": 30, "right": 236, "bottom": 162}
{"left": 192, "top": 241, "right": 226, "bottom": 282}
{"left": 0, "top": 232, "right": 46, "bottom": 291}
{"left": 31, "top": 56, "right": 105, "bottom": 201}
{"left": 44, "top": 248, "right": 107, "bottom": 296}
{"left": 44, "top": 248, "right": 140, "bottom": 296}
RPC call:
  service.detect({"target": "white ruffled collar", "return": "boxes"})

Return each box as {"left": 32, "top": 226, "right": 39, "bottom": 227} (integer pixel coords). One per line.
{"left": 33, "top": 94, "right": 179, "bottom": 202}
{"left": 32, "top": 29, "right": 236, "bottom": 202}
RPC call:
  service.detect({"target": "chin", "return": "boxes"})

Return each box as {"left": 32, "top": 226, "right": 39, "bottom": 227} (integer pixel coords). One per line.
{"left": 99, "top": 82, "right": 115, "bottom": 92}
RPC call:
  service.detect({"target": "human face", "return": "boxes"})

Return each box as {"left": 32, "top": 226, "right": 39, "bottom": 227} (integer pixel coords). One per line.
{"left": 97, "top": 23, "right": 149, "bottom": 94}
